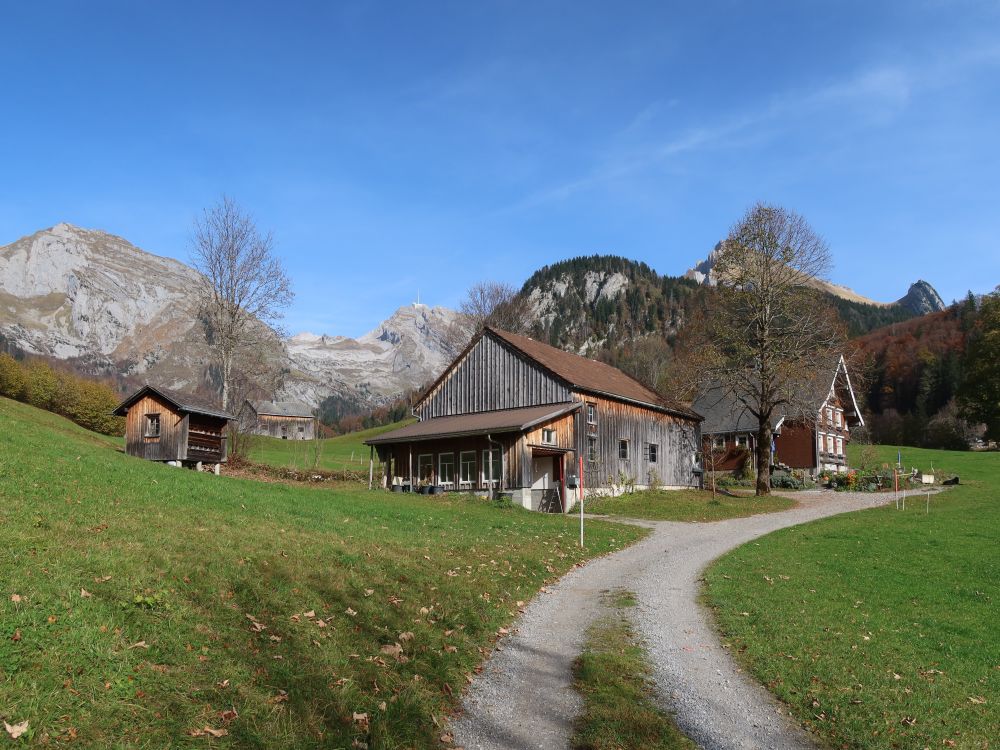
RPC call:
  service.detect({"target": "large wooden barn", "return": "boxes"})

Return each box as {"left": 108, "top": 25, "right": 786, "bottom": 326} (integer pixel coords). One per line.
{"left": 693, "top": 355, "right": 865, "bottom": 476}
{"left": 113, "top": 385, "right": 233, "bottom": 472}
{"left": 243, "top": 399, "right": 316, "bottom": 440}
{"left": 366, "top": 327, "right": 703, "bottom": 511}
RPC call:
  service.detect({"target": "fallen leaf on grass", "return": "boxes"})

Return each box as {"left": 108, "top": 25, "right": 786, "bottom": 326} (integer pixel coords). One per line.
{"left": 352, "top": 712, "right": 369, "bottom": 730}
{"left": 316, "top": 619, "right": 328, "bottom": 628}
{"left": 129, "top": 641, "right": 149, "bottom": 649}
{"left": 364, "top": 589, "right": 374, "bottom": 597}
{"left": 216, "top": 679, "right": 230, "bottom": 689}
{"left": 269, "top": 690, "right": 289, "bottom": 704}
{"left": 4, "top": 720, "right": 28, "bottom": 739}
{"left": 345, "top": 608, "right": 357, "bottom": 617}
{"left": 443, "top": 645, "right": 458, "bottom": 653}
{"left": 94, "top": 575, "right": 112, "bottom": 583}
{"left": 10, "top": 594, "right": 22, "bottom": 603}
{"left": 398, "top": 631, "right": 414, "bottom": 642}
{"left": 11, "top": 630, "right": 21, "bottom": 642}
{"left": 80, "top": 588, "right": 92, "bottom": 598}
{"left": 968, "top": 696, "right": 987, "bottom": 704}
{"left": 380, "top": 643, "right": 403, "bottom": 658}
{"left": 440, "top": 732, "right": 454, "bottom": 744}
{"left": 378, "top": 701, "right": 387, "bottom": 711}
{"left": 218, "top": 708, "right": 238, "bottom": 723}
{"left": 303, "top": 610, "right": 316, "bottom": 618}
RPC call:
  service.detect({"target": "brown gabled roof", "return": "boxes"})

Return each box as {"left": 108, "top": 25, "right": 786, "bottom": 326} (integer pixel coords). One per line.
{"left": 365, "top": 402, "right": 581, "bottom": 445}
{"left": 112, "top": 384, "right": 234, "bottom": 420}
{"left": 481, "top": 327, "right": 701, "bottom": 420}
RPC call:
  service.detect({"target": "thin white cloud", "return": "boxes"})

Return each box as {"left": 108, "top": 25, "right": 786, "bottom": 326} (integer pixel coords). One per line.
{"left": 500, "top": 43, "right": 1000, "bottom": 214}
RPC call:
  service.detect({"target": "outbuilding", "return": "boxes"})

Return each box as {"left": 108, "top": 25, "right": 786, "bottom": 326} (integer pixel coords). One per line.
{"left": 113, "top": 384, "right": 233, "bottom": 472}
{"left": 243, "top": 399, "right": 316, "bottom": 440}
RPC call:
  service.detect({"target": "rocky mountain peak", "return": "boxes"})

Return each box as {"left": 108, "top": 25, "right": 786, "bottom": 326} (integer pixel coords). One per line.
{"left": 897, "top": 280, "right": 946, "bottom": 315}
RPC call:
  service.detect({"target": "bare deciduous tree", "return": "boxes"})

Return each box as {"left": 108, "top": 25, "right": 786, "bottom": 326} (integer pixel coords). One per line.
{"left": 681, "top": 202, "right": 844, "bottom": 496}
{"left": 445, "top": 280, "right": 532, "bottom": 353}
{"left": 191, "top": 196, "right": 293, "bottom": 412}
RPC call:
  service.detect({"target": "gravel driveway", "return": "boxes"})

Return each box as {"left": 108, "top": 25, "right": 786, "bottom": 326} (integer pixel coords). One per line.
{"left": 451, "top": 490, "right": 929, "bottom": 750}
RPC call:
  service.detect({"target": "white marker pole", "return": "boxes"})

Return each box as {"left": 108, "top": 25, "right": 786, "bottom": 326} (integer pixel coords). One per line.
{"left": 926, "top": 492, "right": 930, "bottom": 515}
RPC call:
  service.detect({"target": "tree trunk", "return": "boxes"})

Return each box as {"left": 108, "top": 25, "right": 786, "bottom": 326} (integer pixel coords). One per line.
{"left": 755, "top": 422, "right": 772, "bottom": 496}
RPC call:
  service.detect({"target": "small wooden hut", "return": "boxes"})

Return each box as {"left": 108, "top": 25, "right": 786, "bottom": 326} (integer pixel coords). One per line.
{"left": 113, "top": 385, "right": 234, "bottom": 471}
{"left": 243, "top": 400, "right": 316, "bottom": 440}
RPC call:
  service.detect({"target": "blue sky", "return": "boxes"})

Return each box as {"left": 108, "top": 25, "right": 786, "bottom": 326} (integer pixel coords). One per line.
{"left": 2, "top": 1, "right": 998, "bottom": 336}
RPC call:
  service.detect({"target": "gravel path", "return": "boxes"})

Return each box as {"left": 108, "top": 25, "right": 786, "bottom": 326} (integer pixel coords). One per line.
{"left": 451, "top": 489, "right": 932, "bottom": 750}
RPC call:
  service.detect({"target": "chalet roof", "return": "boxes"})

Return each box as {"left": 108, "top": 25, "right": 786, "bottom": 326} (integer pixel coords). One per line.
{"left": 693, "top": 355, "right": 864, "bottom": 434}
{"left": 691, "top": 386, "right": 784, "bottom": 434}
{"left": 421, "top": 326, "right": 700, "bottom": 420}
{"left": 250, "top": 400, "right": 314, "bottom": 418}
{"left": 365, "top": 403, "right": 581, "bottom": 445}
{"left": 112, "top": 384, "right": 234, "bottom": 420}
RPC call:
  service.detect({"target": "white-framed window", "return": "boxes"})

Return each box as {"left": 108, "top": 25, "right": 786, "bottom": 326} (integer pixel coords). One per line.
{"left": 835, "top": 437, "right": 844, "bottom": 456}
{"left": 825, "top": 407, "right": 834, "bottom": 424}
{"left": 735, "top": 434, "right": 749, "bottom": 448}
{"left": 418, "top": 454, "right": 434, "bottom": 484}
{"left": 587, "top": 403, "right": 597, "bottom": 425}
{"left": 145, "top": 413, "right": 161, "bottom": 438}
{"left": 817, "top": 431, "right": 825, "bottom": 452}
{"left": 438, "top": 453, "right": 455, "bottom": 486}
{"left": 834, "top": 410, "right": 842, "bottom": 428}
{"left": 826, "top": 434, "right": 835, "bottom": 454}
{"left": 541, "top": 428, "right": 556, "bottom": 445}
{"left": 587, "top": 436, "right": 598, "bottom": 462}
{"left": 459, "top": 451, "right": 476, "bottom": 486}
{"left": 619, "top": 439, "right": 630, "bottom": 460}
{"left": 481, "top": 448, "right": 501, "bottom": 487}
{"left": 712, "top": 435, "right": 726, "bottom": 450}
{"left": 644, "top": 443, "right": 658, "bottom": 463}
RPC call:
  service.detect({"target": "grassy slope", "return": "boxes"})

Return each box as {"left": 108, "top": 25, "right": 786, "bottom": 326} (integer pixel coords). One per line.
{"left": 584, "top": 489, "right": 796, "bottom": 522}
{"left": 0, "top": 398, "right": 643, "bottom": 748}
{"left": 705, "top": 446, "right": 998, "bottom": 749}
{"left": 245, "top": 420, "right": 413, "bottom": 473}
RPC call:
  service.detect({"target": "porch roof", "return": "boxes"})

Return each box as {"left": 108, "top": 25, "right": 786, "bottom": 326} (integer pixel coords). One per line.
{"left": 365, "top": 403, "right": 581, "bottom": 445}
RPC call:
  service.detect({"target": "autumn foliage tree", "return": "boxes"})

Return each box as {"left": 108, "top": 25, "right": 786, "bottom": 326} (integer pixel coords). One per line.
{"left": 959, "top": 288, "right": 1000, "bottom": 443}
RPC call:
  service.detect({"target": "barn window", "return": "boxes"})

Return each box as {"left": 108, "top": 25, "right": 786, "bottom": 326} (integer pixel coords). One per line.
{"left": 825, "top": 407, "right": 834, "bottom": 424}
{"left": 298, "top": 426, "right": 305, "bottom": 433}
{"left": 619, "top": 440, "right": 629, "bottom": 460}
{"left": 835, "top": 437, "right": 844, "bottom": 456}
{"left": 438, "top": 453, "right": 456, "bottom": 486}
{"left": 712, "top": 435, "right": 726, "bottom": 450}
{"left": 735, "top": 434, "right": 748, "bottom": 448}
{"left": 643, "top": 442, "right": 658, "bottom": 463}
{"left": 587, "top": 436, "right": 597, "bottom": 462}
{"left": 826, "top": 434, "right": 835, "bottom": 454}
{"left": 145, "top": 413, "right": 161, "bottom": 438}
{"left": 834, "top": 410, "right": 842, "bottom": 428}
{"left": 459, "top": 451, "right": 476, "bottom": 486}
{"left": 817, "top": 431, "right": 825, "bottom": 452}
{"left": 587, "top": 403, "right": 597, "bottom": 425}
{"left": 541, "top": 428, "right": 556, "bottom": 445}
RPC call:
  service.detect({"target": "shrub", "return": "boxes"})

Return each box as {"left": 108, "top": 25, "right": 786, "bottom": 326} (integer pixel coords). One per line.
{"left": 771, "top": 471, "right": 804, "bottom": 490}
{"left": 0, "top": 354, "right": 124, "bottom": 436}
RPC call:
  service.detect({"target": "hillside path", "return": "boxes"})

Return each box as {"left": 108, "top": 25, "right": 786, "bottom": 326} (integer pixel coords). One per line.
{"left": 450, "top": 489, "right": 930, "bottom": 750}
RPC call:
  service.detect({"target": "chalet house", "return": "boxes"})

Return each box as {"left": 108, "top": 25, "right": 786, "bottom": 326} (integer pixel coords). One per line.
{"left": 365, "top": 327, "right": 703, "bottom": 512}
{"left": 693, "top": 355, "right": 865, "bottom": 476}
{"left": 243, "top": 400, "right": 316, "bottom": 440}
{"left": 113, "top": 385, "right": 233, "bottom": 472}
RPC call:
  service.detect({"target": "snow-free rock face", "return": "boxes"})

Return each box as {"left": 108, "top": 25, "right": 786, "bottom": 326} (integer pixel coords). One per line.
{"left": 0, "top": 224, "right": 462, "bottom": 410}
{"left": 896, "top": 280, "right": 946, "bottom": 315}
{"left": 281, "top": 303, "right": 461, "bottom": 408}
{"left": 0, "top": 224, "right": 208, "bottom": 381}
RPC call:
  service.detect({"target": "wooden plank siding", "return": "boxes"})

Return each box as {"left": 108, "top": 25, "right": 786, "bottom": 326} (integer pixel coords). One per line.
{"left": 255, "top": 414, "right": 316, "bottom": 440}
{"left": 123, "top": 394, "right": 227, "bottom": 464}
{"left": 418, "top": 334, "right": 572, "bottom": 419}
{"left": 124, "top": 394, "right": 185, "bottom": 462}
{"left": 574, "top": 392, "right": 701, "bottom": 489}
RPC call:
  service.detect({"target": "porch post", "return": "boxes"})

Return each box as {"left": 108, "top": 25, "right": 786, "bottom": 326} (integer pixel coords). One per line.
{"left": 368, "top": 445, "right": 374, "bottom": 490}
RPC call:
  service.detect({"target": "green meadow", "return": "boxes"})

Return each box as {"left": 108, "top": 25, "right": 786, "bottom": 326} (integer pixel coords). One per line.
{"left": 705, "top": 445, "right": 998, "bottom": 749}
{"left": 0, "top": 397, "right": 642, "bottom": 748}
{"left": 244, "top": 420, "right": 412, "bottom": 474}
